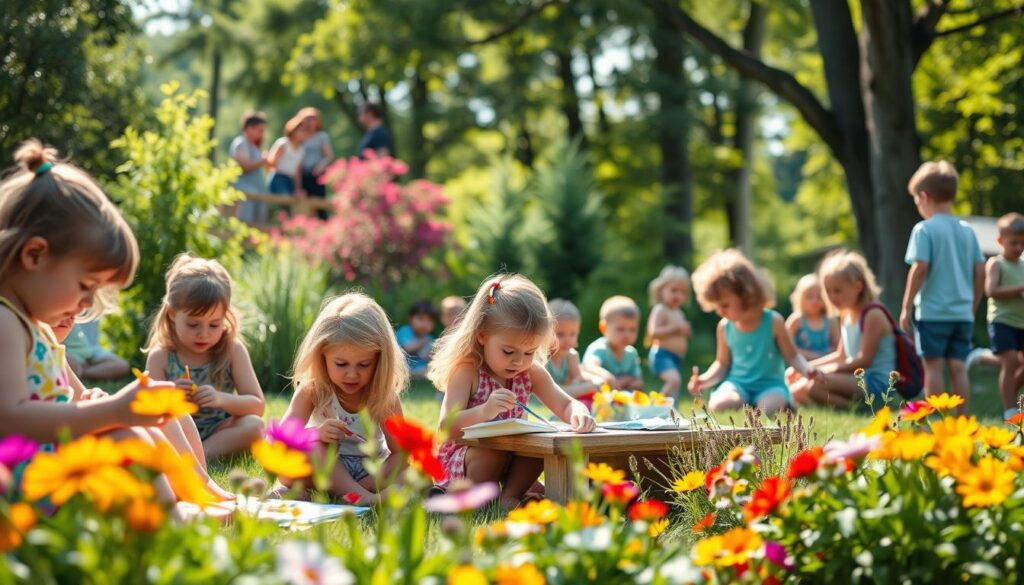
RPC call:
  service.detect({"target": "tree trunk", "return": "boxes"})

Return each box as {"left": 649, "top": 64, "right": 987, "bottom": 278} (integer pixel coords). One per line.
{"left": 730, "top": 2, "right": 766, "bottom": 256}
{"left": 408, "top": 70, "right": 429, "bottom": 178}
{"left": 859, "top": 0, "right": 922, "bottom": 309}
{"left": 209, "top": 48, "right": 222, "bottom": 162}
{"left": 583, "top": 45, "right": 611, "bottom": 138}
{"left": 555, "top": 49, "right": 587, "bottom": 147}
{"left": 652, "top": 15, "right": 693, "bottom": 264}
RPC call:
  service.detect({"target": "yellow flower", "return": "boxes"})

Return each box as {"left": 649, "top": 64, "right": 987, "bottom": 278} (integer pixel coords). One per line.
{"left": 931, "top": 416, "right": 979, "bottom": 441}
{"left": 448, "top": 565, "right": 487, "bottom": 585}
{"left": 612, "top": 391, "right": 631, "bottom": 405}
{"left": 251, "top": 439, "right": 311, "bottom": 480}
{"left": 873, "top": 432, "right": 936, "bottom": 461}
{"left": 858, "top": 407, "right": 892, "bottom": 436}
{"left": 632, "top": 391, "right": 651, "bottom": 405}
{"left": 1005, "top": 446, "right": 1024, "bottom": 471}
{"left": 583, "top": 462, "right": 626, "bottom": 485}
{"left": 672, "top": 470, "right": 706, "bottom": 493}
{"left": 124, "top": 497, "right": 165, "bottom": 533}
{"left": 508, "top": 499, "right": 560, "bottom": 525}
{"left": 693, "top": 527, "right": 763, "bottom": 568}
{"left": 926, "top": 393, "right": 965, "bottom": 411}
{"left": 564, "top": 501, "right": 603, "bottom": 528}
{"left": 625, "top": 538, "right": 645, "bottom": 555}
{"left": 495, "top": 563, "right": 545, "bottom": 585}
{"left": 0, "top": 503, "right": 36, "bottom": 551}
{"left": 649, "top": 391, "right": 668, "bottom": 406}
{"left": 131, "top": 388, "right": 198, "bottom": 418}
{"left": 21, "top": 436, "right": 149, "bottom": 510}
{"left": 975, "top": 426, "right": 1016, "bottom": 450}
{"left": 648, "top": 518, "right": 669, "bottom": 538}
{"left": 955, "top": 457, "right": 1015, "bottom": 508}
{"left": 925, "top": 437, "right": 973, "bottom": 478}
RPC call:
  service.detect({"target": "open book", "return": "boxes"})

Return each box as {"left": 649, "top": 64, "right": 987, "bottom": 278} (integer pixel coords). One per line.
{"left": 462, "top": 418, "right": 570, "bottom": 439}
{"left": 189, "top": 498, "right": 369, "bottom": 527}
{"left": 597, "top": 417, "right": 689, "bottom": 431}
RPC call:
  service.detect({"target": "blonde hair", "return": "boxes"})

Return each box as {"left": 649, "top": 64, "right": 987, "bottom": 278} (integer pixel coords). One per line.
{"left": 818, "top": 249, "right": 881, "bottom": 315}
{"left": 692, "top": 249, "right": 775, "bottom": 312}
{"left": 144, "top": 254, "right": 238, "bottom": 389}
{"left": 0, "top": 139, "right": 138, "bottom": 317}
{"left": 549, "top": 299, "right": 581, "bottom": 322}
{"left": 599, "top": 296, "right": 640, "bottom": 323}
{"left": 997, "top": 212, "right": 1024, "bottom": 237}
{"left": 908, "top": 160, "right": 958, "bottom": 202}
{"left": 648, "top": 265, "right": 691, "bottom": 307}
{"left": 428, "top": 274, "right": 553, "bottom": 390}
{"left": 789, "top": 274, "right": 821, "bottom": 316}
{"left": 292, "top": 293, "right": 407, "bottom": 422}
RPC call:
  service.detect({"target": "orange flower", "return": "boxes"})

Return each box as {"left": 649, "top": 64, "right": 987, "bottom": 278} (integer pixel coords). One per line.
{"left": 692, "top": 512, "right": 715, "bottom": 533}
{"left": 124, "top": 498, "right": 165, "bottom": 533}
{"left": 743, "top": 477, "right": 790, "bottom": 522}
{"left": 704, "top": 464, "right": 726, "bottom": 493}
{"left": 0, "top": 503, "right": 36, "bottom": 551}
{"left": 899, "top": 401, "right": 935, "bottom": 423}
{"left": 495, "top": 563, "right": 546, "bottom": 585}
{"left": 508, "top": 499, "right": 559, "bottom": 525}
{"left": 1006, "top": 412, "right": 1024, "bottom": 425}
{"left": 786, "top": 447, "right": 823, "bottom": 479}
{"left": 384, "top": 416, "right": 445, "bottom": 481}
{"left": 628, "top": 499, "right": 668, "bottom": 522}
{"left": 131, "top": 388, "right": 197, "bottom": 418}
{"left": 693, "top": 526, "right": 763, "bottom": 567}
{"left": 602, "top": 481, "right": 639, "bottom": 506}
{"left": 564, "top": 502, "right": 603, "bottom": 528}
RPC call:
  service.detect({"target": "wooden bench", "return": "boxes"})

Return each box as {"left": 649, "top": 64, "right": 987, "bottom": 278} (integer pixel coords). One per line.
{"left": 462, "top": 426, "right": 772, "bottom": 503}
{"left": 242, "top": 192, "right": 335, "bottom": 219}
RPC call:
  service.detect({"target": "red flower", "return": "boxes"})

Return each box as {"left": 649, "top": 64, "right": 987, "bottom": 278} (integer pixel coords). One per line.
{"left": 704, "top": 464, "right": 725, "bottom": 494}
{"left": 602, "top": 481, "right": 640, "bottom": 506}
{"left": 383, "top": 416, "right": 446, "bottom": 482}
{"left": 411, "top": 450, "right": 446, "bottom": 482}
{"left": 343, "top": 492, "right": 361, "bottom": 505}
{"left": 1007, "top": 412, "right": 1024, "bottom": 425}
{"left": 628, "top": 499, "right": 668, "bottom": 522}
{"left": 786, "top": 447, "right": 823, "bottom": 480}
{"left": 692, "top": 512, "right": 715, "bottom": 533}
{"left": 743, "top": 477, "right": 791, "bottom": 522}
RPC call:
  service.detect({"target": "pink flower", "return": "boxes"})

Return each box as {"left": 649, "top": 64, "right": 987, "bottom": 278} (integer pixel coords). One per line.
{"left": 822, "top": 433, "right": 880, "bottom": 463}
{"left": 424, "top": 482, "right": 499, "bottom": 513}
{"left": 765, "top": 541, "right": 793, "bottom": 570}
{"left": 0, "top": 434, "right": 38, "bottom": 467}
{"left": 265, "top": 418, "right": 320, "bottom": 454}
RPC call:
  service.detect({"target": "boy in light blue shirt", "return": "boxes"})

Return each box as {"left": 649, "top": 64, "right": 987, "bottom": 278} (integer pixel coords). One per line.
{"left": 900, "top": 160, "right": 984, "bottom": 410}
{"left": 396, "top": 300, "right": 437, "bottom": 378}
{"left": 582, "top": 296, "right": 644, "bottom": 390}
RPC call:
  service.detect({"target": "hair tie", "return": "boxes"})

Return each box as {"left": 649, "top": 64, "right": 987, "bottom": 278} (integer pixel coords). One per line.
{"left": 488, "top": 281, "right": 500, "bottom": 304}
{"left": 35, "top": 162, "right": 53, "bottom": 176}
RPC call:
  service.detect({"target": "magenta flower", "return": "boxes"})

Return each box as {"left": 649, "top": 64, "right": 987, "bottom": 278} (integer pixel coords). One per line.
{"left": 0, "top": 434, "right": 38, "bottom": 467}
{"left": 265, "top": 418, "right": 320, "bottom": 453}
{"left": 765, "top": 541, "right": 794, "bottom": 570}
{"left": 424, "top": 482, "right": 500, "bottom": 514}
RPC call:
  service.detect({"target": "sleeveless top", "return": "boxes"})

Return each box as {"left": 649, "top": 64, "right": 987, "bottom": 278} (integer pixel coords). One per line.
{"left": 545, "top": 352, "right": 571, "bottom": 384}
{"left": 165, "top": 351, "right": 233, "bottom": 429}
{"left": 724, "top": 310, "right": 786, "bottom": 391}
{"left": 794, "top": 316, "right": 833, "bottom": 355}
{"left": 307, "top": 391, "right": 387, "bottom": 458}
{"left": 988, "top": 255, "right": 1024, "bottom": 329}
{"left": 0, "top": 297, "right": 72, "bottom": 405}
{"left": 841, "top": 314, "right": 897, "bottom": 379}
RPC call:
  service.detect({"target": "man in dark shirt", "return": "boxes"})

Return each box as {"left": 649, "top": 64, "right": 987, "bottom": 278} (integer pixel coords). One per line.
{"left": 357, "top": 102, "right": 393, "bottom": 158}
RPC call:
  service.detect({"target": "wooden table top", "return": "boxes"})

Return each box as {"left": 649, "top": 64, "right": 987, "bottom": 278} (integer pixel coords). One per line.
{"left": 461, "top": 426, "right": 771, "bottom": 457}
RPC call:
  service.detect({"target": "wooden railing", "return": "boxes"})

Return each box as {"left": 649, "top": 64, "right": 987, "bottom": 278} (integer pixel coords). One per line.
{"left": 243, "top": 192, "right": 334, "bottom": 218}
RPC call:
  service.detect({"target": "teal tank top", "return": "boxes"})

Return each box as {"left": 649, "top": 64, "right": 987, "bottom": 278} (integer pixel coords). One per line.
{"left": 795, "top": 316, "right": 833, "bottom": 355}
{"left": 545, "top": 353, "right": 571, "bottom": 384}
{"left": 724, "top": 310, "right": 786, "bottom": 391}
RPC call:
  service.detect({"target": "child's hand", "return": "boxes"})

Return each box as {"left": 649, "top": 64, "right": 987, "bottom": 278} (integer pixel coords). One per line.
{"left": 190, "top": 385, "right": 224, "bottom": 409}
{"left": 318, "top": 419, "right": 356, "bottom": 443}
{"left": 898, "top": 310, "right": 913, "bottom": 335}
{"left": 569, "top": 410, "right": 596, "bottom": 433}
{"left": 687, "top": 366, "right": 703, "bottom": 396}
{"left": 804, "top": 366, "right": 822, "bottom": 381}
{"left": 80, "top": 387, "right": 108, "bottom": 401}
{"left": 483, "top": 388, "right": 517, "bottom": 419}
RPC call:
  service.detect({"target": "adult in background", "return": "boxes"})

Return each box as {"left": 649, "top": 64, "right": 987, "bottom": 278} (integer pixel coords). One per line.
{"left": 357, "top": 102, "right": 393, "bottom": 158}
{"left": 297, "top": 107, "right": 333, "bottom": 198}
{"left": 230, "top": 111, "right": 269, "bottom": 223}
{"left": 268, "top": 115, "right": 310, "bottom": 197}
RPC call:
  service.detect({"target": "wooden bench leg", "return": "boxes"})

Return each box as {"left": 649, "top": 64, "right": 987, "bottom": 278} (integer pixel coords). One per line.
{"left": 543, "top": 454, "right": 575, "bottom": 503}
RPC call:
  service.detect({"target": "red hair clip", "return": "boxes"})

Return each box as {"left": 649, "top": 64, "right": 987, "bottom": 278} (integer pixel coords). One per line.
{"left": 488, "top": 281, "right": 500, "bottom": 304}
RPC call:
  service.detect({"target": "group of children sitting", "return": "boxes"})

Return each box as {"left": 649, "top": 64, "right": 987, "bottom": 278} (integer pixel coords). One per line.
{"left": 0, "top": 139, "right": 1020, "bottom": 511}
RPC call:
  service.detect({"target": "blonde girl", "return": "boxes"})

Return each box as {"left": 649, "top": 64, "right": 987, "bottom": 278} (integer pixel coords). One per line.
{"left": 0, "top": 140, "right": 190, "bottom": 505}
{"left": 145, "top": 254, "right": 265, "bottom": 459}
{"left": 546, "top": 299, "right": 598, "bottom": 399}
{"left": 785, "top": 274, "right": 839, "bottom": 360}
{"left": 787, "top": 250, "right": 897, "bottom": 408}
{"left": 688, "top": 250, "right": 817, "bottom": 416}
{"left": 646, "top": 265, "right": 693, "bottom": 397}
{"left": 430, "top": 275, "right": 596, "bottom": 508}
{"left": 281, "top": 293, "right": 408, "bottom": 504}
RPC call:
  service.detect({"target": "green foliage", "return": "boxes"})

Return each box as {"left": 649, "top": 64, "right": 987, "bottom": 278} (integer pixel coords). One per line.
{"left": 235, "top": 249, "right": 334, "bottom": 394}
{"left": 460, "top": 158, "right": 534, "bottom": 277}
{"left": 105, "top": 84, "right": 255, "bottom": 360}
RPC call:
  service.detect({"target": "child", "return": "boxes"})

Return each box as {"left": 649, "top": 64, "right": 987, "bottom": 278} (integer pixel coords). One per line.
{"left": 687, "top": 250, "right": 817, "bottom": 416}
{"left": 787, "top": 251, "right": 897, "bottom": 408}
{"left": 396, "top": 299, "right": 437, "bottom": 378}
{"left": 144, "top": 254, "right": 265, "bottom": 459}
{"left": 268, "top": 115, "right": 310, "bottom": 196}
{"left": 785, "top": 274, "right": 838, "bottom": 360}
{"left": 429, "top": 275, "right": 595, "bottom": 508}
{"left": 440, "top": 296, "right": 468, "bottom": 330}
{"left": 63, "top": 320, "right": 131, "bottom": 380}
{"left": 546, "top": 299, "right": 598, "bottom": 398}
{"left": 0, "top": 140, "right": 193, "bottom": 504}
{"left": 899, "top": 161, "right": 984, "bottom": 409}
{"left": 582, "top": 296, "right": 644, "bottom": 390}
{"left": 985, "top": 212, "right": 1024, "bottom": 419}
{"left": 646, "top": 266, "right": 693, "bottom": 396}
{"left": 282, "top": 294, "right": 409, "bottom": 504}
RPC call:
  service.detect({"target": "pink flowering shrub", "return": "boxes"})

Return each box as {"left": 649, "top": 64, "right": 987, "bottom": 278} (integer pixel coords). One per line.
{"left": 273, "top": 152, "right": 451, "bottom": 285}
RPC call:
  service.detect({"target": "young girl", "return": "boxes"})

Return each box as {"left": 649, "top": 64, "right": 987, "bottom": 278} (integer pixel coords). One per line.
{"left": 786, "top": 274, "right": 839, "bottom": 360}
{"left": 429, "top": 275, "right": 596, "bottom": 508}
{"left": 145, "top": 254, "right": 265, "bottom": 459}
{"left": 0, "top": 140, "right": 191, "bottom": 504}
{"left": 787, "top": 250, "right": 897, "bottom": 408}
{"left": 545, "top": 299, "right": 598, "bottom": 399}
{"left": 687, "top": 250, "right": 817, "bottom": 416}
{"left": 281, "top": 293, "right": 409, "bottom": 504}
{"left": 646, "top": 265, "right": 693, "bottom": 397}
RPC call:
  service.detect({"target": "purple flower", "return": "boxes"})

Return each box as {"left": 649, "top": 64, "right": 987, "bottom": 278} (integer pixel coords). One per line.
{"left": 0, "top": 434, "right": 38, "bottom": 467}
{"left": 765, "top": 541, "right": 794, "bottom": 570}
{"left": 265, "top": 418, "right": 320, "bottom": 453}
{"left": 424, "top": 482, "right": 499, "bottom": 514}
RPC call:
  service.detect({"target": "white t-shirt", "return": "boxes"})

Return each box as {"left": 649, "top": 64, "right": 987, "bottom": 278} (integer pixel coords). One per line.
{"left": 271, "top": 137, "right": 304, "bottom": 176}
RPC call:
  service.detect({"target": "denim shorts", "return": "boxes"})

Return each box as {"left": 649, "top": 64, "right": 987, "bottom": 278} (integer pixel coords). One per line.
{"left": 989, "top": 321, "right": 1024, "bottom": 354}
{"left": 914, "top": 320, "right": 972, "bottom": 361}
{"left": 861, "top": 370, "right": 892, "bottom": 400}
{"left": 268, "top": 173, "right": 295, "bottom": 194}
{"left": 714, "top": 380, "right": 792, "bottom": 407}
{"left": 648, "top": 346, "right": 683, "bottom": 376}
{"left": 340, "top": 455, "right": 369, "bottom": 482}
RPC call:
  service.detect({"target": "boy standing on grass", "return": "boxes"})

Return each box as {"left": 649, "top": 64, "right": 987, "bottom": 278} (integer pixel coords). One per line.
{"left": 985, "top": 213, "right": 1024, "bottom": 419}
{"left": 899, "top": 161, "right": 984, "bottom": 411}
{"left": 583, "top": 296, "right": 645, "bottom": 390}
